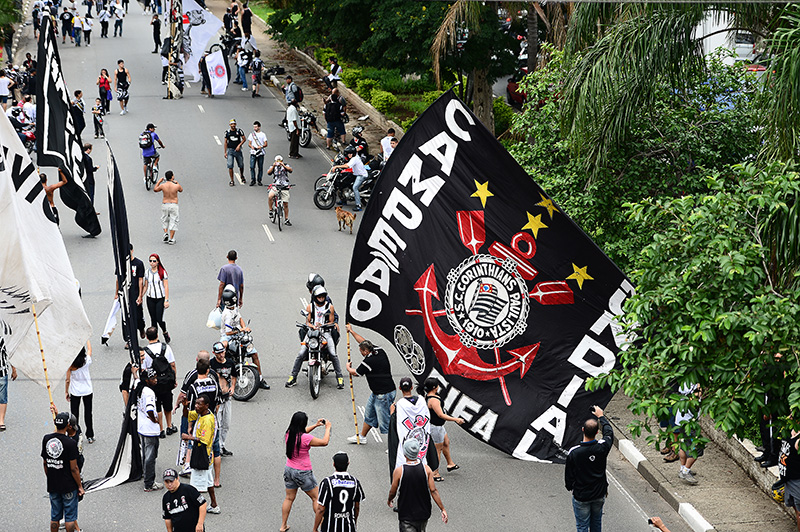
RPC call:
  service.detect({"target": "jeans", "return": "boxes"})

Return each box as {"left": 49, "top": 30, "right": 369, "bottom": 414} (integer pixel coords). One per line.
{"left": 114, "top": 19, "right": 122, "bottom": 36}
{"left": 250, "top": 153, "right": 264, "bottom": 183}
{"left": 238, "top": 66, "right": 248, "bottom": 89}
{"left": 74, "top": 30, "right": 81, "bottom": 46}
{"left": 217, "top": 397, "right": 231, "bottom": 448}
{"left": 365, "top": 390, "right": 395, "bottom": 433}
{"left": 49, "top": 490, "right": 79, "bottom": 522}
{"left": 353, "top": 173, "right": 368, "bottom": 207}
{"left": 292, "top": 332, "right": 342, "bottom": 379}
{"left": 141, "top": 434, "right": 160, "bottom": 488}
{"left": 572, "top": 496, "right": 605, "bottom": 532}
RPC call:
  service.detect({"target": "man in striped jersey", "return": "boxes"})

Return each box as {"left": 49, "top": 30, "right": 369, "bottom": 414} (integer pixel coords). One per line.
{"left": 314, "top": 452, "right": 365, "bottom": 532}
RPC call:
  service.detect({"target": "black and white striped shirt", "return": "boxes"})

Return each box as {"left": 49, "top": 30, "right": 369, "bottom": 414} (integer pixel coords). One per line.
{"left": 317, "top": 472, "right": 364, "bottom": 532}
{"left": 145, "top": 268, "right": 167, "bottom": 299}
{"left": 0, "top": 337, "right": 8, "bottom": 378}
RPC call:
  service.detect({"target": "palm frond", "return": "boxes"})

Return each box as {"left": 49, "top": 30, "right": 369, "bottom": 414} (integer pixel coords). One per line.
{"left": 431, "top": 0, "right": 479, "bottom": 88}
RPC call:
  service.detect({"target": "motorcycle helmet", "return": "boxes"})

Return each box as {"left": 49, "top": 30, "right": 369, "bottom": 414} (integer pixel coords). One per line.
{"left": 307, "top": 273, "right": 325, "bottom": 293}
{"left": 343, "top": 145, "right": 357, "bottom": 158}
{"left": 221, "top": 284, "right": 238, "bottom": 307}
{"left": 773, "top": 480, "right": 785, "bottom": 503}
{"left": 312, "top": 285, "right": 328, "bottom": 302}
{"left": 352, "top": 126, "right": 364, "bottom": 138}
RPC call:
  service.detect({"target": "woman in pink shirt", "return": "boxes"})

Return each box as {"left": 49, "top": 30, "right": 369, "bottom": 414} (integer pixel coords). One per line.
{"left": 281, "top": 411, "right": 331, "bottom": 532}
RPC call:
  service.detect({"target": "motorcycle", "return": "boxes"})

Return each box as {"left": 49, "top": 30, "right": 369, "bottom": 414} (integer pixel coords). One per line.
{"left": 226, "top": 329, "right": 261, "bottom": 401}
{"left": 16, "top": 122, "right": 35, "bottom": 154}
{"left": 313, "top": 154, "right": 384, "bottom": 210}
{"left": 283, "top": 106, "right": 319, "bottom": 148}
{"left": 296, "top": 314, "right": 336, "bottom": 399}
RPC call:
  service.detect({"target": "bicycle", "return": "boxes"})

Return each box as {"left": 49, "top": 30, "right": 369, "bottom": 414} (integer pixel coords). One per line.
{"left": 143, "top": 152, "right": 160, "bottom": 191}
{"left": 268, "top": 183, "right": 295, "bottom": 232}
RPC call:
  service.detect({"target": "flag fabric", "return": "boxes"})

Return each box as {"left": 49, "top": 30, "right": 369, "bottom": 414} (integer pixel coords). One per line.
{"left": 182, "top": 0, "right": 222, "bottom": 82}
{"left": 35, "top": 16, "right": 101, "bottom": 237}
{"left": 0, "top": 111, "right": 92, "bottom": 387}
{"left": 392, "top": 396, "right": 432, "bottom": 469}
{"left": 101, "top": 298, "right": 120, "bottom": 340}
{"left": 205, "top": 49, "right": 229, "bottom": 96}
{"left": 84, "top": 142, "right": 143, "bottom": 492}
{"left": 346, "top": 91, "right": 632, "bottom": 463}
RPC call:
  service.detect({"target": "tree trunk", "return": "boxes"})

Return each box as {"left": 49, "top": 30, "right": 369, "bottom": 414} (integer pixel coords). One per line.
{"left": 528, "top": 3, "right": 539, "bottom": 73}
{"left": 471, "top": 67, "right": 494, "bottom": 135}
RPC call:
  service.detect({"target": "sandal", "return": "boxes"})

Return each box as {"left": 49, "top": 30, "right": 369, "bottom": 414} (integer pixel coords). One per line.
{"left": 0, "top": 424, "right": 6, "bottom": 431}
{"left": 433, "top": 475, "right": 444, "bottom": 482}
{"left": 446, "top": 464, "right": 460, "bottom": 472}
{"left": 229, "top": 181, "right": 235, "bottom": 187}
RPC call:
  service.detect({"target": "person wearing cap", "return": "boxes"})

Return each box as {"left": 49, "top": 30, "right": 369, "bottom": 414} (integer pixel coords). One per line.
{"left": 42, "top": 411, "right": 84, "bottom": 532}
{"left": 345, "top": 324, "right": 396, "bottom": 444}
{"left": 314, "top": 452, "right": 364, "bottom": 532}
{"left": 267, "top": 154, "right": 293, "bottom": 226}
{"left": 223, "top": 119, "right": 246, "bottom": 187}
{"left": 286, "top": 99, "right": 301, "bottom": 159}
{"left": 139, "top": 368, "right": 163, "bottom": 491}
{"left": 390, "top": 377, "right": 436, "bottom": 472}
{"left": 141, "top": 123, "right": 165, "bottom": 182}
{"left": 209, "top": 341, "right": 236, "bottom": 457}
{"left": 388, "top": 438, "right": 448, "bottom": 531}
{"left": 162, "top": 468, "right": 208, "bottom": 532}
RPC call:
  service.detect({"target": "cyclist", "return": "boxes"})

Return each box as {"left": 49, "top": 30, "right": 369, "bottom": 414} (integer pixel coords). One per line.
{"left": 140, "top": 123, "right": 165, "bottom": 182}
{"left": 266, "top": 155, "right": 293, "bottom": 226}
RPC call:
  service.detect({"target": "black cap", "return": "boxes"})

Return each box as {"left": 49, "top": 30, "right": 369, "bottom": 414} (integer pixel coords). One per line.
{"left": 399, "top": 377, "right": 413, "bottom": 391}
{"left": 54, "top": 412, "right": 70, "bottom": 429}
{"left": 163, "top": 468, "right": 178, "bottom": 481}
{"left": 146, "top": 123, "right": 156, "bottom": 129}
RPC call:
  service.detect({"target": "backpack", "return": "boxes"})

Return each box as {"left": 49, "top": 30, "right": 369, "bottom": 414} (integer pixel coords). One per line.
{"left": 294, "top": 85, "right": 304, "bottom": 102}
{"left": 324, "top": 98, "right": 342, "bottom": 122}
{"left": 144, "top": 344, "right": 176, "bottom": 390}
{"left": 139, "top": 131, "right": 153, "bottom": 149}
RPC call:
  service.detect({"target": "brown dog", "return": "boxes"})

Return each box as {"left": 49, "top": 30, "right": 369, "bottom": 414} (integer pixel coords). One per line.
{"left": 336, "top": 206, "right": 356, "bottom": 234}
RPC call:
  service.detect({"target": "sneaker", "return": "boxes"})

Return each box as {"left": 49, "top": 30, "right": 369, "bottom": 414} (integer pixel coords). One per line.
{"left": 337, "top": 377, "right": 345, "bottom": 389}
{"left": 284, "top": 220, "right": 292, "bottom": 227}
{"left": 353, "top": 205, "right": 362, "bottom": 212}
{"left": 285, "top": 376, "right": 297, "bottom": 388}
{"left": 166, "top": 426, "right": 177, "bottom": 435}
{"left": 159, "top": 430, "right": 166, "bottom": 439}
{"left": 207, "top": 506, "right": 221, "bottom": 514}
{"left": 260, "top": 379, "right": 271, "bottom": 390}
{"left": 269, "top": 209, "right": 275, "bottom": 221}
{"left": 168, "top": 239, "right": 175, "bottom": 245}
{"left": 164, "top": 332, "right": 171, "bottom": 344}
{"left": 679, "top": 469, "right": 698, "bottom": 485}
{"left": 242, "top": 87, "right": 248, "bottom": 91}
{"left": 101, "top": 337, "right": 108, "bottom": 346}
{"left": 221, "top": 448, "right": 234, "bottom": 457}
{"left": 144, "top": 482, "right": 163, "bottom": 492}
{"left": 87, "top": 437, "right": 95, "bottom": 443}
{"left": 120, "top": 110, "right": 125, "bottom": 115}
{"left": 163, "top": 233, "right": 169, "bottom": 242}
{"left": 347, "top": 434, "right": 367, "bottom": 445}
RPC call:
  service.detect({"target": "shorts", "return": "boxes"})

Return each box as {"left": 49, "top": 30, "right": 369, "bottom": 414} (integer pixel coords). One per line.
{"left": 430, "top": 425, "right": 446, "bottom": 445}
{"left": 227, "top": 148, "right": 243, "bottom": 169}
{"left": 49, "top": 490, "right": 79, "bottom": 522}
{"left": 283, "top": 466, "right": 317, "bottom": 492}
{"left": 674, "top": 423, "right": 705, "bottom": 459}
{"left": 0, "top": 95, "right": 7, "bottom": 104}
{"left": 364, "top": 390, "right": 395, "bottom": 434}
{"left": 160, "top": 203, "right": 180, "bottom": 231}
{"left": 117, "top": 88, "right": 129, "bottom": 102}
{"left": 326, "top": 121, "right": 345, "bottom": 139}
{"left": 190, "top": 463, "right": 214, "bottom": 492}
{"left": 658, "top": 409, "right": 676, "bottom": 429}
{"left": 785, "top": 478, "right": 800, "bottom": 510}
{"left": 269, "top": 187, "right": 290, "bottom": 202}
{"left": 252, "top": 73, "right": 262, "bottom": 84}
{"left": 154, "top": 389, "right": 173, "bottom": 413}
{"left": 212, "top": 429, "right": 221, "bottom": 457}
{"left": 0, "top": 374, "right": 7, "bottom": 404}
{"left": 399, "top": 520, "right": 427, "bottom": 532}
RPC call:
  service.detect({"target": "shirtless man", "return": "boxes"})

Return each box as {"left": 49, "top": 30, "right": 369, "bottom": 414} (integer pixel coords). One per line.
{"left": 42, "top": 170, "right": 68, "bottom": 225}
{"left": 154, "top": 170, "right": 182, "bottom": 244}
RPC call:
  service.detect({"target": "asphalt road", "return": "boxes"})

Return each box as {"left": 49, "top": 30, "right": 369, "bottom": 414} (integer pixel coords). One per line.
{"left": 1, "top": 6, "right": 690, "bottom": 532}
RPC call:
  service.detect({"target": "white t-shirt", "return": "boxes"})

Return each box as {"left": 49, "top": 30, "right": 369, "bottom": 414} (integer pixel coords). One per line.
{"left": 141, "top": 342, "right": 176, "bottom": 369}
{"left": 248, "top": 130, "right": 267, "bottom": 156}
{"left": 286, "top": 105, "right": 299, "bottom": 133}
{"left": 675, "top": 383, "right": 699, "bottom": 424}
{"left": 138, "top": 385, "right": 161, "bottom": 436}
{"left": 380, "top": 136, "right": 394, "bottom": 159}
{"left": 221, "top": 307, "right": 241, "bottom": 337}
{"left": 69, "top": 356, "right": 93, "bottom": 396}
{"left": 0, "top": 78, "right": 11, "bottom": 97}
{"left": 347, "top": 155, "right": 367, "bottom": 177}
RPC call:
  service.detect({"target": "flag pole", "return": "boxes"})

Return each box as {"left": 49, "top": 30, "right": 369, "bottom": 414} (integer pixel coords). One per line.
{"left": 346, "top": 325, "right": 361, "bottom": 444}
{"left": 31, "top": 302, "right": 56, "bottom": 418}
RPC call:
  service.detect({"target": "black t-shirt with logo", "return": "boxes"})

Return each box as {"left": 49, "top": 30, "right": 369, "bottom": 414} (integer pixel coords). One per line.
{"left": 779, "top": 435, "right": 800, "bottom": 481}
{"left": 41, "top": 432, "right": 80, "bottom": 493}
{"left": 162, "top": 482, "right": 207, "bottom": 532}
{"left": 60, "top": 11, "right": 72, "bottom": 25}
{"left": 317, "top": 472, "right": 365, "bottom": 532}
{"left": 187, "top": 375, "right": 220, "bottom": 411}
{"left": 356, "top": 347, "right": 395, "bottom": 394}
{"left": 210, "top": 356, "right": 238, "bottom": 389}
{"left": 224, "top": 128, "right": 245, "bottom": 150}
{"left": 130, "top": 257, "right": 145, "bottom": 300}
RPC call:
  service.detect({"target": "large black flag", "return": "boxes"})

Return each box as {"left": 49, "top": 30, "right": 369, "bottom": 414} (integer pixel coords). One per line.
{"left": 35, "top": 16, "right": 101, "bottom": 237}
{"left": 346, "top": 91, "right": 631, "bottom": 463}
{"left": 85, "top": 144, "right": 142, "bottom": 491}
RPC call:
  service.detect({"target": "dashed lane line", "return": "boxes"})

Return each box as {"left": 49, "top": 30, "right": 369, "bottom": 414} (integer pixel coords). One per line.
{"left": 262, "top": 223, "right": 274, "bottom": 242}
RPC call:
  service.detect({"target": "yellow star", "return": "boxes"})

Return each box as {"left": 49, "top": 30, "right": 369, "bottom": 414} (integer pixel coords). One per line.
{"left": 471, "top": 180, "right": 494, "bottom": 208}
{"left": 521, "top": 212, "right": 548, "bottom": 238}
{"left": 567, "top": 264, "right": 594, "bottom": 290}
{"left": 536, "top": 193, "right": 559, "bottom": 219}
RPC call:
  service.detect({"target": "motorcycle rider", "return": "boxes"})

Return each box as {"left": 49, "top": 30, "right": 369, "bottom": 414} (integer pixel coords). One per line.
{"left": 348, "top": 126, "right": 369, "bottom": 159}
{"left": 332, "top": 145, "right": 368, "bottom": 212}
{"left": 220, "top": 284, "right": 269, "bottom": 390}
{"left": 286, "top": 285, "right": 345, "bottom": 389}
{"left": 300, "top": 273, "right": 340, "bottom": 345}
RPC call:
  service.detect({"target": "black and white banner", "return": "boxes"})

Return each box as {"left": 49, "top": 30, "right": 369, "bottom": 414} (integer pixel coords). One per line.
{"left": 36, "top": 16, "right": 101, "bottom": 237}
{"left": 0, "top": 111, "right": 92, "bottom": 387}
{"left": 346, "top": 91, "right": 631, "bottom": 463}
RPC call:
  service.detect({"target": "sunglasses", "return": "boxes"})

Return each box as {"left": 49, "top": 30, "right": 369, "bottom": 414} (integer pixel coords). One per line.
{"left": 149, "top": 259, "right": 158, "bottom": 263}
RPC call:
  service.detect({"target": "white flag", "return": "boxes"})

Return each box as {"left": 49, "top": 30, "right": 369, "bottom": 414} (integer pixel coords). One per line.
{"left": 182, "top": 0, "right": 223, "bottom": 82}
{"left": 206, "top": 49, "right": 229, "bottom": 96}
{"left": 0, "top": 112, "right": 92, "bottom": 387}
{"left": 393, "top": 395, "right": 433, "bottom": 469}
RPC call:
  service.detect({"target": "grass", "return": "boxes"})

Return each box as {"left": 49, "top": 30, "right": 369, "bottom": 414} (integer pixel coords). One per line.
{"left": 249, "top": 2, "right": 301, "bottom": 25}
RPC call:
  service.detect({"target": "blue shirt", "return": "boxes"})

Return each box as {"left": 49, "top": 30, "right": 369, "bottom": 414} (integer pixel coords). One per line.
{"left": 142, "top": 132, "right": 160, "bottom": 158}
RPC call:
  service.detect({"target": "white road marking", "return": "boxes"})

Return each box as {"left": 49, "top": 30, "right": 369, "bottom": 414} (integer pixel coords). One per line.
{"left": 300, "top": 297, "right": 308, "bottom": 308}
{"left": 185, "top": 82, "right": 191, "bottom": 89}
{"left": 356, "top": 406, "right": 383, "bottom": 443}
{"left": 198, "top": 105, "right": 205, "bottom": 113}
{"left": 213, "top": 135, "right": 222, "bottom": 145}
{"left": 261, "top": 223, "right": 274, "bottom": 242}
{"left": 608, "top": 471, "right": 648, "bottom": 521}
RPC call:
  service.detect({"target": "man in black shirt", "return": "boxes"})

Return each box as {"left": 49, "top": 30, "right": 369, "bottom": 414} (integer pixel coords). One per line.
{"left": 314, "top": 452, "right": 365, "bottom": 532}
{"left": 564, "top": 405, "right": 614, "bottom": 532}
{"left": 223, "top": 119, "right": 246, "bottom": 186}
{"left": 118, "top": 243, "right": 146, "bottom": 346}
{"left": 210, "top": 342, "right": 236, "bottom": 456}
{"left": 42, "top": 412, "right": 84, "bottom": 532}
{"left": 162, "top": 468, "right": 207, "bottom": 532}
{"left": 388, "top": 439, "right": 448, "bottom": 531}
{"left": 345, "top": 325, "right": 396, "bottom": 444}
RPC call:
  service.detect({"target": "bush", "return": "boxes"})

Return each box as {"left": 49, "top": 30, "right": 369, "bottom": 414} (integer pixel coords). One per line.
{"left": 371, "top": 90, "right": 398, "bottom": 114}
{"left": 313, "top": 47, "right": 336, "bottom": 66}
{"left": 340, "top": 68, "right": 361, "bottom": 88}
{"left": 422, "top": 90, "right": 444, "bottom": 106}
{"left": 493, "top": 98, "right": 515, "bottom": 136}
{"left": 401, "top": 115, "right": 418, "bottom": 131}
{"left": 356, "top": 79, "right": 382, "bottom": 101}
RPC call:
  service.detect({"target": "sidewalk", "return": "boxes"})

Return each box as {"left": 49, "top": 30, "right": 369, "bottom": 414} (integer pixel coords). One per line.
{"left": 608, "top": 391, "right": 795, "bottom": 532}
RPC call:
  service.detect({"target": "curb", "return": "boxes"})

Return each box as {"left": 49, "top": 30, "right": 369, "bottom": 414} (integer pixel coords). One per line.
{"left": 608, "top": 417, "right": 715, "bottom": 532}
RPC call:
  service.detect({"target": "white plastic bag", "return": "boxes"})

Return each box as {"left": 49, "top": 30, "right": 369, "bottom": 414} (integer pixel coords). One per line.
{"left": 206, "top": 307, "right": 222, "bottom": 329}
